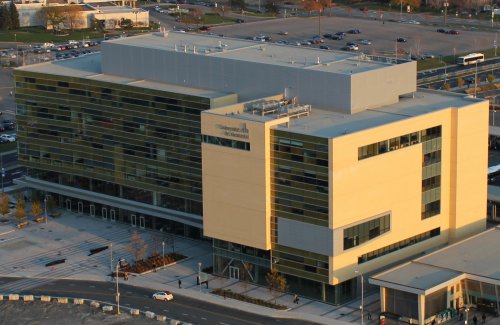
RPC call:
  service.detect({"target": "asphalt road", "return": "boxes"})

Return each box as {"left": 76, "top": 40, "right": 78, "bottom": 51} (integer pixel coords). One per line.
{"left": 0, "top": 277, "right": 321, "bottom": 325}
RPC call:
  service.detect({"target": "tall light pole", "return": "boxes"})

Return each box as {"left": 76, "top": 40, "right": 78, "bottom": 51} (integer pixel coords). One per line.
{"left": 44, "top": 195, "right": 47, "bottom": 224}
{"left": 110, "top": 243, "right": 113, "bottom": 273}
{"left": 465, "top": 305, "right": 469, "bottom": 324}
{"left": 162, "top": 241, "right": 165, "bottom": 267}
{"left": 198, "top": 262, "right": 202, "bottom": 292}
{"left": 1, "top": 167, "right": 4, "bottom": 193}
{"left": 355, "top": 271, "right": 364, "bottom": 325}
{"left": 444, "top": 1, "right": 449, "bottom": 26}
{"left": 116, "top": 258, "right": 125, "bottom": 314}
{"left": 400, "top": 0, "right": 403, "bottom": 21}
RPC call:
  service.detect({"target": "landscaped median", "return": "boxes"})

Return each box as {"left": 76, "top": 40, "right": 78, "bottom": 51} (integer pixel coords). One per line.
{"left": 211, "top": 288, "right": 288, "bottom": 310}
{"left": 0, "top": 293, "right": 189, "bottom": 323}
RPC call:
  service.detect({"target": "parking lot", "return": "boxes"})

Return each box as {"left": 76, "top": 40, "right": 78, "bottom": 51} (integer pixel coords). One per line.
{"left": 203, "top": 15, "right": 497, "bottom": 57}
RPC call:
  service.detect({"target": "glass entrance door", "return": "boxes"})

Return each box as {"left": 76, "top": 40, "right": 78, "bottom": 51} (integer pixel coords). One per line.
{"left": 229, "top": 266, "right": 239, "bottom": 280}
{"left": 131, "top": 214, "right": 137, "bottom": 227}
{"left": 110, "top": 209, "right": 116, "bottom": 222}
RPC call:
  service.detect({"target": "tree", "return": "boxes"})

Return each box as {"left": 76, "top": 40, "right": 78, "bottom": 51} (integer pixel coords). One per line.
{"left": 65, "top": 4, "right": 82, "bottom": 31}
{"left": 265, "top": 0, "right": 279, "bottom": 14}
{"left": 442, "top": 83, "right": 451, "bottom": 91}
{"left": 1, "top": 4, "right": 12, "bottom": 30}
{"left": 389, "top": 0, "right": 420, "bottom": 10}
{"left": 488, "top": 74, "right": 495, "bottom": 84}
{"left": 15, "top": 195, "right": 26, "bottom": 221}
{"left": 8, "top": 1, "right": 20, "bottom": 29}
{"left": 231, "top": 0, "right": 246, "bottom": 11}
{"left": 265, "top": 268, "right": 287, "bottom": 304}
{"left": 40, "top": 5, "right": 66, "bottom": 32}
{"left": 31, "top": 200, "right": 43, "bottom": 218}
{"left": 120, "top": 18, "right": 133, "bottom": 29}
{"left": 189, "top": 7, "right": 203, "bottom": 28}
{"left": 0, "top": 193, "right": 9, "bottom": 216}
{"left": 127, "top": 230, "right": 148, "bottom": 262}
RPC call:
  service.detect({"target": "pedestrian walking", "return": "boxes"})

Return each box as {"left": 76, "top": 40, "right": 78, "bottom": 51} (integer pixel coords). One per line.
{"left": 293, "top": 294, "right": 299, "bottom": 304}
{"left": 367, "top": 311, "right": 372, "bottom": 320}
{"left": 9, "top": 91, "right": 13, "bottom": 96}
{"left": 473, "top": 314, "right": 478, "bottom": 325}
{"left": 482, "top": 313, "right": 486, "bottom": 324}
{"left": 178, "top": 279, "right": 182, "bottom": 288}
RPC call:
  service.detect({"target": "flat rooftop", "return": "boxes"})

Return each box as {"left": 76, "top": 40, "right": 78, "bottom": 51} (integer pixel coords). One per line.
{"left": 106, "top": 32, "right": 399, "bottom": 74}
{"left": 16, "top": 53, "right": 232, "bottom": 99}
{"left": 208, "top": 89, "right": 482, "bottom": 138}
{"left": 370, "top": 227, "right": 500, "bottom": 294}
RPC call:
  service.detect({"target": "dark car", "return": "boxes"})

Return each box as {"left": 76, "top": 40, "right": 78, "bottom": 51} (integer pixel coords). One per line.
{"left": 346, "top": 41, "right": 357, "bottom": 46}
{"left": 335, "top": 31, "right": 346, "bottom": 36}
{"left": 235, "top": 18, "right": 244, "bottom": 23}
{"left": 447, "top": 30, "right": 459, "bottom": 35}
{"left": 323, "top": 33, "right": 333, "bottom": 39}
{"left": 319, "top": 45, "right": 331, "bottom": 50}
{"left": 347, "top": 29, "right": 361, "bottom": 34}
{"left": 199, "top": 26, "right": 211, "bottom": 32}
{"left": 437, "top": 28, "right": 447, "bottom": 33}
{"left": 396, "top": 37, "right": 407, "bottom": 43}
{"left": 331, "top": 34, "right": 344, "bottom": 40}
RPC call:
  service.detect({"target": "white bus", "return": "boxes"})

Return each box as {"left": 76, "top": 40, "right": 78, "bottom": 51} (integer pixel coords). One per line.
{"left": 456, "top": 53, "right": 485, "bottom": 66}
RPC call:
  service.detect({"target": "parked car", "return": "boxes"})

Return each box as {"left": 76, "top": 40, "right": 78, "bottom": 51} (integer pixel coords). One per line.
{"left": 396, "top": 37, "right": 407, "bottom": 43}
{"left": 447, "top": 30, "right": 459, "bottom": 35}
{"left": 0, "top": 134, "right": 16, "bottom": 142}
{"left": 347, "top": 29, "right": 361, "bottom": 34}
{"left": 331, "top": 34, "right": 344, "bottom": 40}
{"left": 359, "top": 39, "right": 372, "bottom": 45}
{"left": 278, "top": 31, "right": 289, "bottom": 35}
{"left": 319, "top": 45, "right": 331, "bottom": 50}
{"left": 199, "top": 26, "right": 211, "bottom": 32}
{"left": 235, "top": 18, "right": 244, "bottom": 23}
{"left": 152, "top": 291, "right": 174, "bottom": 301}
{"left": 437, "top": 28, "right": 447, "bottom": 33}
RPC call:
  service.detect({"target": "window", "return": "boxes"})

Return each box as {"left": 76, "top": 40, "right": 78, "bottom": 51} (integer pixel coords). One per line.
{"left": 358, "top": 228, "right": 440, "bottom": 264}
{"left": 344, "top": 214, "right": 390, "bottom": 250}
{"left": 202, "top": 135, "right": 250, "bottom": 151}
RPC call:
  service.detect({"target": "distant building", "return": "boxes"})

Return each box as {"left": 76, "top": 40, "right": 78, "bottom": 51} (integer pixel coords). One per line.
{"left": 13, "top": 32, "right": 488, "bottom": 304}
{"left": 14, "top": 1, "right": 148, "bottom": 29}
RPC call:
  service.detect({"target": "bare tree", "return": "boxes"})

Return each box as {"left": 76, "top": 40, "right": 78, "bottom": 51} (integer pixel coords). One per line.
{"left": 65, "top": 4, "right": 82, "bottom": 31}
{"left": 302, "top": 0, "right": 332, "bottom": 36}
{"left": 39, "top": 5, "right": 66, "bottom": 31}
{"left": 266, "top": 268, "right": 287, "bottom": 304}
{"left": 0, "top": 192, "right": 9, "bottom": 216}
{"left": 31, "top": 200, "right": 43, "bottom": 218}
{"left": 15, "top": 195, "right": 26, "bottom": 221}
{"left": 127, "top": 230, "right": 148, "bottom": 262}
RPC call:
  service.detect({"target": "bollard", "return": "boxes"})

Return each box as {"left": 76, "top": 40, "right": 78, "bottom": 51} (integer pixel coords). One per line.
{"left": 90, "top": 301, "right": 100, "bottom": 308}
{"left": 57, "top": 297, "right": 68, "bottom": 304}
{"left": 23, "top": 295, "right": 34, "bottom": 302}
{"left": 156, "top": 315, "right": 166, "bottom": 321}
{"left": 40, "top": 296, "right": 51, "bottom": 302}
{"left": 9, "top": 294, "right": 19, "bottom": 301}
{"left": 73, "top": 298, "right": 84, "bottom": 305}
{"left": 102, "top": 305, "right": 113, "bottom": 312}
{"left": 145, "top": 311, "right": 155, "bottom": 319}
{"left": 130, "top": 309, "right": 140, "bottom": 316}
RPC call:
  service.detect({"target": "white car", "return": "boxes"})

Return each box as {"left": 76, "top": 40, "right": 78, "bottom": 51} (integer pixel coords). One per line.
{"left": 359, "top": 39, "right": 372, "bottom": 45}
{"left": 0, "top": 134, "right": 15, "bottom": 142}
{"left": 152, "top": 291, "right": 174, "bottom": 301}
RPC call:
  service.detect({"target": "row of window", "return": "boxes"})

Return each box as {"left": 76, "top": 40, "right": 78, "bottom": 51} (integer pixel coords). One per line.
{"left": 202, "top": 135, "right": 250, "bottom": 151}
{"left": 358, "top": 126, "right": 442, "bottom": 160}
{"left": 344, "top": 214, "right": 391, "bottom": 250}
{"left": 422, "top": 200, "right": 441, "bottom": 220}
{"left": 358, "top": 228, "right": 440, "bottom": 264}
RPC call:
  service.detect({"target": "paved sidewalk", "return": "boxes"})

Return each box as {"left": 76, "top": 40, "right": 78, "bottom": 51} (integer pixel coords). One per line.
{"left": 0, "top": 201, "right": 353, "bottom": 325}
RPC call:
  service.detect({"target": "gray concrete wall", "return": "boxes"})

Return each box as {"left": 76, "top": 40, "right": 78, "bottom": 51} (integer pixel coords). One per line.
{"left": 101, "top": 42, "right": 415, "bottom": 115}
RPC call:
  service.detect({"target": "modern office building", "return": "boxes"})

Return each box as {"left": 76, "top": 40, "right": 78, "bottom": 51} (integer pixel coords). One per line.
{"left": 14, "top": 32, "right": 488, "bottom": 304}
{"left": 369, "top": 227, "right": 500, "bottom": 325}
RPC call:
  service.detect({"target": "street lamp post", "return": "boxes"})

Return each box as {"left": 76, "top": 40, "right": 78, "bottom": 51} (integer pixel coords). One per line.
{"left": 110, "top": 243, "right": 113, "bottom": 273}
{"left": 400, "top": 0, "right": 403, "bottom": 21}
{"left": 444, "top": 1, "right": 449, "bottom": 26}
{"left": 44, "top": 195, "right": 47, "bottom": 224}
{"left": 1, "top": 167, "right": 5, "bottom": 193}
{"left": 162, "top": 241, "right": 165, "bottom": 267}
{"left": 115, "top": 258, "right": 125, "bottom": 314}
{"left": 355, "top": 271, "right": 364, "bottom": 325}
{"left": 465, "top": 305, "right": 469, "bottom": 324}
{"left": 198, "top": 262, "right": 202, "bottom": 292}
